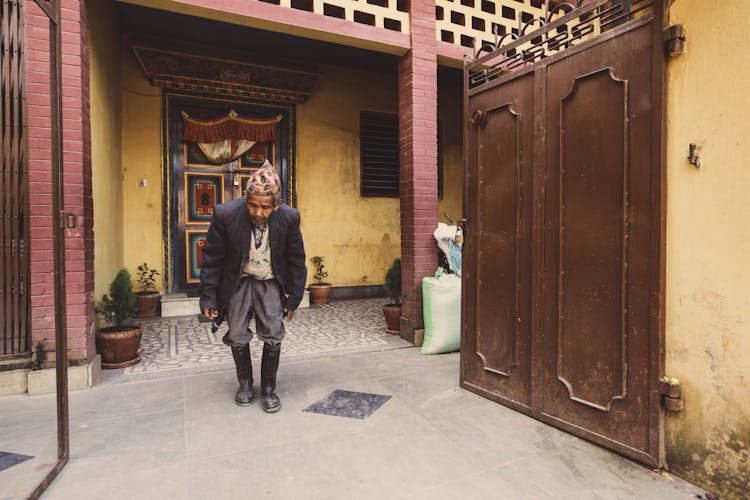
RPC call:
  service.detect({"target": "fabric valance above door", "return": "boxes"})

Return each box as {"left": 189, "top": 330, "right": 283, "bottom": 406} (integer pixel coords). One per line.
{"left": 181, "top": 110, "right": 283, "bottom": 164}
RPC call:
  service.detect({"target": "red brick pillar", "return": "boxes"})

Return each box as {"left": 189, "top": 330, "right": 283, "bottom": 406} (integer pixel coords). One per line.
{"left": 25, "top": 4, "right": 56, "bottom": 359}
{"left": 398, "top": 0, "right": 439, "bottom": 343}
{"left": 26, "top": 0, "right": 95, "bottom": 366}
{"left": 75, "top": 0, "right": 96, "bottom": 363}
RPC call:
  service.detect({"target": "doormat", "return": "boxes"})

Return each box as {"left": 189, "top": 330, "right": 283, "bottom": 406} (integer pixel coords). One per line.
{"left": 0, "top": 451, "right": 33, "bottom": 472}
{"left": 303, "top": 389, "right": 391, "bottom": 419}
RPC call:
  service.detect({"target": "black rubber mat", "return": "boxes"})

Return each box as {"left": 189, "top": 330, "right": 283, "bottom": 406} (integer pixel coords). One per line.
{"left": 303, "top": 389, "right": 391, "bottom": 419}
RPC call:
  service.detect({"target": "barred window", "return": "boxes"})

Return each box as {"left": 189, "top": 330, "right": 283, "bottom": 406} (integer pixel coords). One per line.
{"left": 359, "top": 111, "right": 443, "bottom": 198}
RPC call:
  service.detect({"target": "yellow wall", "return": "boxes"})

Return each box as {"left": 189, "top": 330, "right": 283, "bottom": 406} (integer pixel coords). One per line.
{"left": 296, "top": 65, "right": 401, "bottom": 287}
{"left": 117, "top": 60, "right": 405, "bottom": 290}
{"left": 438, "top": 69, "right": 464, "bottom": 226}
{"left": 89, "top": 0, "right": 124, "bottom": 299}
{"left": 296, "top": 65, "right": 465, "bottom": 286}
{"left": 116, "top": 52, "right": 463, "bottom": 292}
{"left": 665, "top": 2, "right": 750, "bottom": 498}
{"left": 121, "top": 45, "right": 165, "bottom": 292}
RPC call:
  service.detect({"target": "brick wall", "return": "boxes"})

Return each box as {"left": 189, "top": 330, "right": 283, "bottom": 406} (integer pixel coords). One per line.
{"left": 25, "top": 0, "right": 95, "bottom": 365}
{"left": 398, "top": 0, "right": 439, "bottom": 337}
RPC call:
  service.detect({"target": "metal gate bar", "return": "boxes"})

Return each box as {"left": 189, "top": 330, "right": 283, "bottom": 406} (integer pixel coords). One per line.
{"left": 27, "top": 0, "right": 70, "bottom": 497}
{"left": 1, "top": 0, "right": 30, "bottom": 356}
{"left": 469, "top": 0, "right": 654, "bottom": 88}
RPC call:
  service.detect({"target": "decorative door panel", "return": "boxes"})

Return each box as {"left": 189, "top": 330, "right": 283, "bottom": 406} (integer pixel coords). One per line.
{"left": 462, "top": 73, "right": 535, "bottom": 410}
{"left": 463, "top": 1, "right": 665, "bottom": 466}
{"left": 555, "top": 68, "right": 628, "bottom": 412}
{"left": 185, "top": 173, "right": 223, "bottom": 224}
{"left": 167, "top": 95, "right": 291, "bottom": 292}
{"left": 539, "top": 21, "right": 659, "bottom": 462}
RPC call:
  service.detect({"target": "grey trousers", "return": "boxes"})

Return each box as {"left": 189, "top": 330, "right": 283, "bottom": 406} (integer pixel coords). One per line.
{"left": 222, "top": 277, "right": 285, "bottom": 348}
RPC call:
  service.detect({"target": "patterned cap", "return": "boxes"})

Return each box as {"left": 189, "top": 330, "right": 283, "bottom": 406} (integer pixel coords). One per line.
{"left": 246, "top": 160, "right": 281, "bottom": 196}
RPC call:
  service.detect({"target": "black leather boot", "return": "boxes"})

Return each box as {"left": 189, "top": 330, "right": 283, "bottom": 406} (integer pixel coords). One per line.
{"left": 231, "top": 344, "right": 255, "bottom": 406}
{"left": 261, "top": 342, "right": 281, "bottom": 413}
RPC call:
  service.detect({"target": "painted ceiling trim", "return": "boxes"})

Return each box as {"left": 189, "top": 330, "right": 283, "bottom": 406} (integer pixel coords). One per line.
{"left": 132, "top": 40, "right": 319, "bottom": 104}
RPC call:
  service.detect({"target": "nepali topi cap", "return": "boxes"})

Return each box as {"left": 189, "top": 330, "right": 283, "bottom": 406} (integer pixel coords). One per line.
{"left": 246, "top": 160, "right": 281, "bottom": 196}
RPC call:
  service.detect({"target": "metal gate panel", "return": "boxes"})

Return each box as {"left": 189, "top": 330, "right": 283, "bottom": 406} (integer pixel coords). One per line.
{"left": 462, "top": 73, "right": 535, "bottom": 410}
{"left": 557, "top": 68, "right": 628, "bottom": 412}
{"left": 540, "top": 21, "right": 658, "bottom": 462}
{"left": 463, "top": 0, "right": 665, "bottom": 466}
{"left": 1, "top": 0, "right": 29, "bottom": 356}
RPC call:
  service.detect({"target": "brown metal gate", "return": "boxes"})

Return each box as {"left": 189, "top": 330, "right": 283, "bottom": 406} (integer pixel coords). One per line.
{"left": 461, "top": 0, "right": 666, "bottom": 466}
{"left": 8, "top": 0, "right": 70, "bottom": 496}
{"left": 1, "top": 0, "right": 29, "bottom": 357}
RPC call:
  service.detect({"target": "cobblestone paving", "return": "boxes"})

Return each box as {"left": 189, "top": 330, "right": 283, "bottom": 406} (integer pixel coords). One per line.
{"left": 103, "top": 298, "right": 410, "bottom": 384}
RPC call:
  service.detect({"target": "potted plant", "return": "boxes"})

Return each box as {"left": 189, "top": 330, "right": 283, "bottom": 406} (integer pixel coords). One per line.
{"left": 95, "top": 268, "right": 143, "bottom": 368}
{"left": 134, "top": 262, "right": 161, "bottom": 317}
{"left": 382, "top": 258, "right": 401, "bottom": 334}
{"left": 308, "top": 255, "right": 332, "bottom": 304}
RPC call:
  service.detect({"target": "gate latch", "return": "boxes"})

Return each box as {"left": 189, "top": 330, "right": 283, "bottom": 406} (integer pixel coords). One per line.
{"left": 59, "top": 211, "right": 78, "bottom": 229}
{"left": 664, "top": 24, "right": 685, "bottom": 57}
{"left": 660, "top": 377, "right": 683, "bottom": 412}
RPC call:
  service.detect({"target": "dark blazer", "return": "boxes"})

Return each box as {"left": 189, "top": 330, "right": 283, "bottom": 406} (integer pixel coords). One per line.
{"left": 199, "top": 198, "right": 307, "bottom": 324}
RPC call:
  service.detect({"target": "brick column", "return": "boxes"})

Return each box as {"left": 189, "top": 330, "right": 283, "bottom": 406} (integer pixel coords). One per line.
{"left": 74, "top": 0, "right": 96, "bottom": 363}
{"left": 26, "top": 0, "right": 95, "bottom": 366}
{"left": 26, "top": 4, "right": 56, "bottom": 360}
{"left": 398, "top": 0, "right": 439, "bottom": 343}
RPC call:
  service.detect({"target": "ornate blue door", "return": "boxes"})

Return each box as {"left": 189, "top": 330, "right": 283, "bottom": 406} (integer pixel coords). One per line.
{"left": 166, "top": 95, "right": 293, "bottom": 292}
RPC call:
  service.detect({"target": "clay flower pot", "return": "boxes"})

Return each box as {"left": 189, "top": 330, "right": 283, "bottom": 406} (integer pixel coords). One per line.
{"left": 382, "top": 304, "right": 401, "bottom": 334}
{"left": 95, "top": 325, "right": 144, "bottom": 369}
{"left": 135, "top": 291, "right": 161, "bottom": 317}
{"left": 308, "top": 283, "right": 332, "bottom": 304}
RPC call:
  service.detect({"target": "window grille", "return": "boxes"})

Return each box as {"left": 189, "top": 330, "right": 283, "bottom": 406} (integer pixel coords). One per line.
{"left": 360, "top": 112, "right": 399, "bottom": 197}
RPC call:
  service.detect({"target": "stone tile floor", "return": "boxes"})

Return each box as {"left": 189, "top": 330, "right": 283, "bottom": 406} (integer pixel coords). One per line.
{"left": 102, "top": 298, "right": 411, "bottom": 384}
{"left": 0, "top": 348, "right": 710, "bottom": 499}
{"left": 0, "top": 298, "right": 716, "bottom": 499}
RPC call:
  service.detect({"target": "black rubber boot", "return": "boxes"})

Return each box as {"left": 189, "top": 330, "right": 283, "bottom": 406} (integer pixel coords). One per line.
{"left": 261, "top": 342, "right": 281, "bottom": 413}
{"left": 231, "top": 344, "right": 255, "bottom": 407}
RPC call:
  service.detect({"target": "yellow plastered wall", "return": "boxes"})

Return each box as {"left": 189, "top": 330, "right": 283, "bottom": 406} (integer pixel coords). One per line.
{"left": 89, "top": 0, "right": 124, "bottom": 299}
{"left": 438, "top": 69, "right": 464, "bottom": 226}
{"left": 296, "top": 65, "right": 401, "bottom": 287}
{"left": 665, "top": 2, "right": 750, "bottom": 498}
{"left": 297, "top": 65, "right": 464, "bottom": 287}
{"left": 116, "top": 54, "right": 463, "bottom": 291}
{"left": 121, "top": 46, "right": 164, "bottom": 292}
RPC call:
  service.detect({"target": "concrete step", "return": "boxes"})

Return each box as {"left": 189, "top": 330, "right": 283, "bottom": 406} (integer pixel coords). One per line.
{"left": 160, "top": 293, "right": 200, "bottom": 317}
{"left": 161, "top": 290, "right": 310, "bottom": 318}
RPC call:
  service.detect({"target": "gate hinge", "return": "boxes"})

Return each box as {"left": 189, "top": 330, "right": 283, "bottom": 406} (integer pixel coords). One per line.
{"left": 664, "top": 24, "right": 685, "bottom": 57}
{"left": 659, "top": 377, "right": 683, "bottom": 412}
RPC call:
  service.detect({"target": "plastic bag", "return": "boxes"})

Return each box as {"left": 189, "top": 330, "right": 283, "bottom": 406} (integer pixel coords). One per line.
{"left": 421, "top": 270, "right": 461, "bottom": 355}
{"left": 433, "top": 222, "right": 462, "bottom": 276}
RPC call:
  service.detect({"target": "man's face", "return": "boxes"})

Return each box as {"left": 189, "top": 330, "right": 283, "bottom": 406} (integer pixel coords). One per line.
{"left": 246, "top": 193, "right": 277, "bottom": 225}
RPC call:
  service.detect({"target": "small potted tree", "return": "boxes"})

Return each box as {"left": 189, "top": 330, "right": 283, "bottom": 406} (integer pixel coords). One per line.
{"left": 382, "top": 258, "right": 401, "bottom": 334}
{"left": 134, "top": 262, "right": 161, "bottom": 317}
{"left": 308, "top": 255, "right": 332, "bottom": 304}
{"left": 95, "top": 268, "right": 143, "bottom": 368}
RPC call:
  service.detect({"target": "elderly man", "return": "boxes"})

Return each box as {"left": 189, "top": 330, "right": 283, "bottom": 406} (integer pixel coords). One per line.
{"left": 199, "top": 160, "right": 307, "bottom": 412}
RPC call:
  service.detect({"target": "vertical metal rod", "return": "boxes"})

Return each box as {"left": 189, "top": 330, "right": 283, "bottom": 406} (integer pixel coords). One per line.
{"left": 28, "top": 0, "right": 69, "bottom": 495}
{"left": 50, "top": 0, "right": 70, "bottom": 466}
{"left": 1, "top": 0, "right": 10, "bottom": 354}
{"left": 19, "top": 0, "right": 31, "bottom": 357}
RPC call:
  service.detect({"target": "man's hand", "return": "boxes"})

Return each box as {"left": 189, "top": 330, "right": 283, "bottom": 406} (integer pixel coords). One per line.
{"left": 203, "top": 308, "right": 219, "bottom": 320}
{"left": 283, "top": 308, "right": 294, "bottom": 321}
